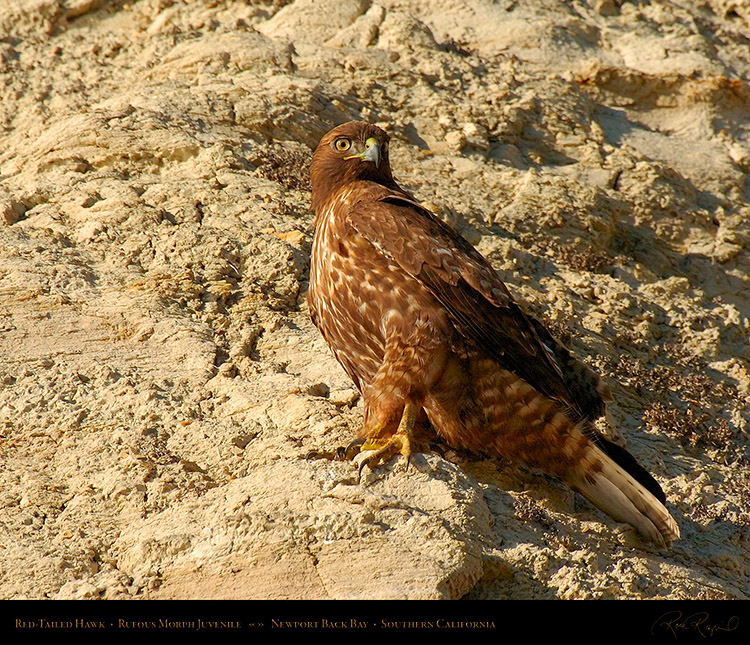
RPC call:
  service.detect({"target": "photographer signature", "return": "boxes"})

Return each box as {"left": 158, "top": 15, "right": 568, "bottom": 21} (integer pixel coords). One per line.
{"left": 651, "top": 611, "right": 740, "bottom": 639}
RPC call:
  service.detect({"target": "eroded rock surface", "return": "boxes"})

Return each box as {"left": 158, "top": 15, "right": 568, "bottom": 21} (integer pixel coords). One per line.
{"left": 1, "top": 0, "right": 748, "bottom": 599}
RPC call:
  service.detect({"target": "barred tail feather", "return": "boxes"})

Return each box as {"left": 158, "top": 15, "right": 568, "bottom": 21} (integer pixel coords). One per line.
{"left": 569, "top": 449, "right": 680, "bottom": 548}
{"left": 424, "top": 360, "right": 679, "bottom": 546}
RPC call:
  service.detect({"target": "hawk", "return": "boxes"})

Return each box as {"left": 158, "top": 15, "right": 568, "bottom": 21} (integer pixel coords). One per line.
{"left": 307, "top": 121, "right": 679, "bottom": 547}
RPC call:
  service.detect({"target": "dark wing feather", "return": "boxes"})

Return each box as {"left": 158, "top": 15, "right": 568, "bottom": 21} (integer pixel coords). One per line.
{"left": 525, "top": 315, "right": 608, "bottom": 422}
{"left": 346, "top": 188, "right": 601, "bottom": 421}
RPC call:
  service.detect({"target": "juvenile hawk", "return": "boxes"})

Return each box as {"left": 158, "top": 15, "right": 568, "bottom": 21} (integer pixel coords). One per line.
{"left": 307, "top": 121, "right": 679, "bottom": 547}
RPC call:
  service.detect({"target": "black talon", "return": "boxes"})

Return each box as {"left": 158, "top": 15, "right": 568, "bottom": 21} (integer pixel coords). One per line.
{"left": 345, "top": 437, "right": 366, "bottom": 459}
{"left": 357, "top": 458, "right": 368, "bottom": 484}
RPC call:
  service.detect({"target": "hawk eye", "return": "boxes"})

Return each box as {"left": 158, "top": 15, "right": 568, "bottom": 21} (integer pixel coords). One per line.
{"left": 334, "top": 137, "right": 352, "bottom": 152}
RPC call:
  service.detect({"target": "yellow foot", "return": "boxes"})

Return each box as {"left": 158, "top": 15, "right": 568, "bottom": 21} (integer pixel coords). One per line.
{"left": 357, "top": 401, "right": 418, "bottom": 480}
{"left": 357, "top": 432, "right": 413, "bottom": 480}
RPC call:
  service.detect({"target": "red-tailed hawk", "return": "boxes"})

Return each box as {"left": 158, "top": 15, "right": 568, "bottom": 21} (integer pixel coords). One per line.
{"left": 307, "top": 121, "right": 679, "bottom": 547}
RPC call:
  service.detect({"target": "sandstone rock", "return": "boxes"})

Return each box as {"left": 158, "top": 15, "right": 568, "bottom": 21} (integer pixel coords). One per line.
{"left": 0, "top": 0, "right": 747, "bottom": 601}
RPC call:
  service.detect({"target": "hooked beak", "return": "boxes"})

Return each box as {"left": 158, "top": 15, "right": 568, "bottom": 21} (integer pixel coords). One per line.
{"left": 345, "top": 137, "right": 381, "bottom": 166}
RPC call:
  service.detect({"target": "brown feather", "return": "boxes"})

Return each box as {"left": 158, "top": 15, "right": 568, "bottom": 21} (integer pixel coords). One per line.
{"left": 307, "top": 121, "right": 679, "bottom": 546}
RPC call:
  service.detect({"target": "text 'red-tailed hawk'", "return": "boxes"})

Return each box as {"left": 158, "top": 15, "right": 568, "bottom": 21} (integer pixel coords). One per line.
{"left": 307, "top": 121, "right": 679, "bottom": 547}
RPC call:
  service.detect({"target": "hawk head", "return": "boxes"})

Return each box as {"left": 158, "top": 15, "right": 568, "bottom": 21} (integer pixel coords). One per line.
{"left": 310, "top": 121, "right": 397, "bottom": 212}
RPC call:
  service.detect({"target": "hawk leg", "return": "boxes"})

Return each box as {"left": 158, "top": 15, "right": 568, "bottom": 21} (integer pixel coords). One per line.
{"left": 357, "top": 401, "right": 418, "bottom": 478}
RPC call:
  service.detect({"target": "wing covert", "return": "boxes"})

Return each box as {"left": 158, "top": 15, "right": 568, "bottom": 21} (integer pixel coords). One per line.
{"left": 345, "top": 189, "right": 600, "bottom": 420}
